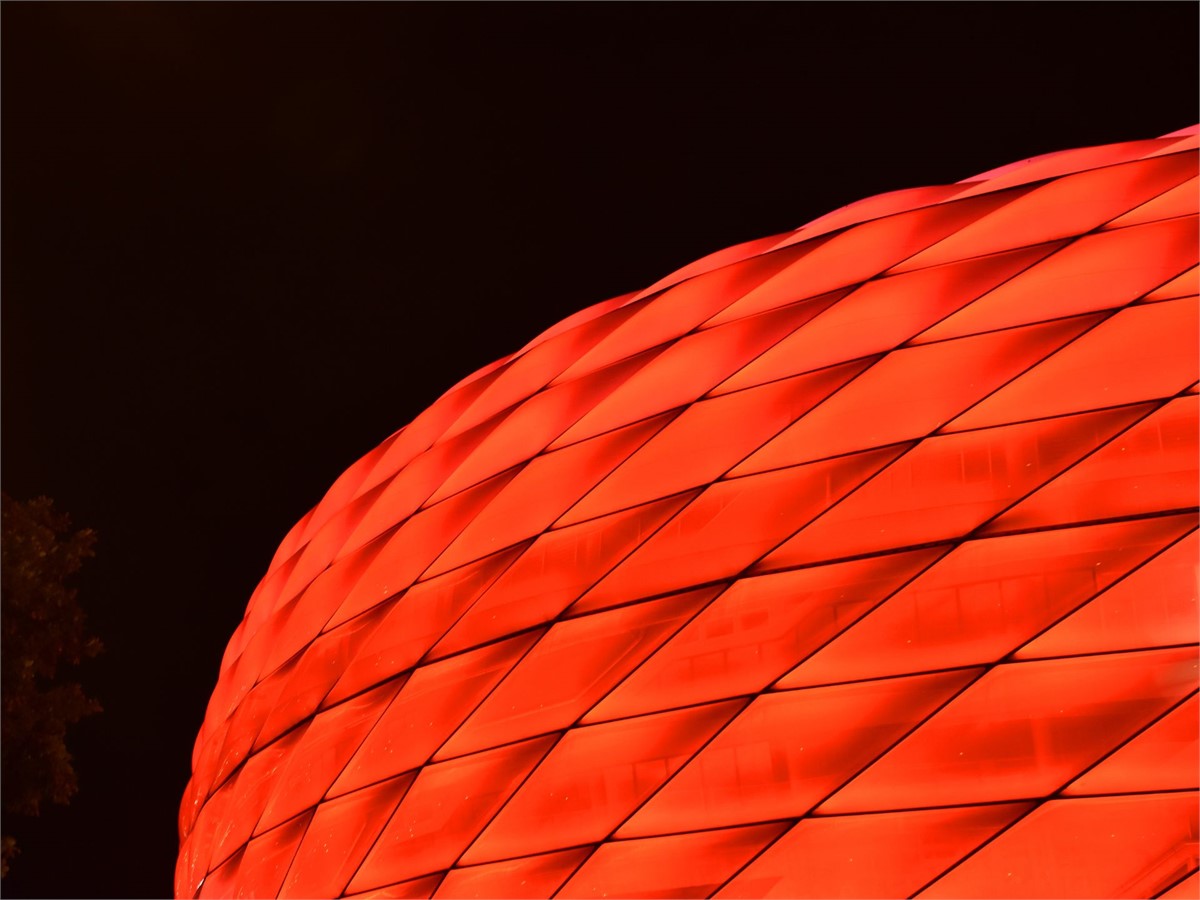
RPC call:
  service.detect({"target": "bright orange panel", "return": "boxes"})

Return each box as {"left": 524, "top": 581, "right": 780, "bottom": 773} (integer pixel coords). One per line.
{"left": 553, "top": 295, "right": 843, "bottom": 448}
{"left": 732, "top": 314, "right": 1098, "bottom": 474}
{"left": 428, "top": 492, "right": 697, "bottom": 658}
{"left": 230, "top": 812, "right": 314, "bottom": 900}
{"left": 328, "top": 471, "right": 517, "bottom": 629}
{"left": 948, "top": 298, "right": 1199, "bottom": 430}
{"left": 716, "top": 242, "right": 1063, "bottom": 395}
{"left": 1146, "top": 265, "right": 1199, "bottom": 301}
{"left": 759, "top": 404, "right": 1151, "bottom": 570}
{"left": 559, "top": 359, "right": 872, "bottom": 526}
{"left": 919, "top": 793, "right": 1200, "bottom": 899}
{"left": 322, "top": 544, "right": 526, "bottom": 707}
{"left": 426, "top": 413, "right": 670, "bottom": 577}
{"left": 1017, "top": 530, "right": 1199, "bottom": 659}
{"left": 462, "top": 701, "right": 743, "bottom": 865}
{"left": 1106, "top": 177, "right": 1199, "bottom": 228}
{"left": 715, "top": 804, "right": 1030, "bottom": 900}
{"left": 988, "top": 397, "right": 1199, "bottom": 531}
{"left": 254, "top": 612, "right": 383, "bottom": 753}
{"left": 431, "top": 348, "right": 664, "bottom": 502}
{"left": 821, "top": 646, "right": 1198, "bottom": 814}
{"left": 619, "top": 670, "right": 977, "bottom": 836}
{"left": 432, "top": 848, "right": 591, "bottom": 899}
{"left": 916, "top": 218, "right": 1200, "bottom": 341}
{"left": 554, "top": 240, "right": 821, "bottom": 384}
{"left": 256, "top": 681, "right": 402, "bottom": 835}
{"left": 435, "top": 588, "right": 718, "bottom": 759}
{"left": 279, "top": 776, "right": 415, "bottom": 900}
{"left": 330, "top": 632, "right": 542, "bottom": 798}
{"left": 779, "top": 515, "right": 1195, "bottom": 688}
{"left": 1066, "top": 693, "right": 1199, "bottom": 795}
{"left": 344, "top": 873, "right": 445, "bottom": 899}
{"left": 347, "top": 736, "right": 557, "bottom": 893}
{"left": 574, "top": 444, "right": 908, "bottom": 614}
{"left": 709, "top": 189, "right": 1027, "bottom": 324}
{"left": 557, "top": 823, "right": 787, "bottom": 899}
{"left": 1160, "top": 870, "right": 1200, "bottom": 899}
{"left": 584, "top": 548, "right": 947, "bottom": 721}
{"left": 893, "top": 152, "right": 1198, "bottom": 271}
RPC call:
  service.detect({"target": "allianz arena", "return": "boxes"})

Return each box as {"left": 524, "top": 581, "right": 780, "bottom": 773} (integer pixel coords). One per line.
{"left": 178, "top": 126, "right": 1199, "bottom": 899}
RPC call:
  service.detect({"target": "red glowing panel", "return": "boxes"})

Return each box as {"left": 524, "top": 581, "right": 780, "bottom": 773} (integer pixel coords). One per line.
{"left": 179, "top": 128, "right": 1200, "bottom": 899}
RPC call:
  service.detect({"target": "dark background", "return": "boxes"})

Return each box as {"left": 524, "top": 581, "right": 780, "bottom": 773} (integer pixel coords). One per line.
{"left": 2, "top": 3, "right": 1197, "bottom": 897}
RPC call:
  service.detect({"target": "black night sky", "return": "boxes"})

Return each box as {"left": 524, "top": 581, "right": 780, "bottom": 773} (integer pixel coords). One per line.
{"left": 2, "top": 3, "right": 1197, "bottom": 897}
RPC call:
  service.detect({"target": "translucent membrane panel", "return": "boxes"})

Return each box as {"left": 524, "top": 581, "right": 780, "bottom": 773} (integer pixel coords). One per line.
{"left": 254, "top": 612, "right": 384, "bottom": 750}
{"left": 1066, "top": 693, "right": 1199, "bottom": 795}
{"left": 462, "top": 701, "right": 743, "bottom": 865}
{"left": 715, "top": 243, "right": 1062, "bottom": 396}
{"left": 893, "top": 152, "right": 1199, "bottom": 271}
{"left": 260, "top": 535, "right": 388, "bottom": 678}
{"left": 757, "top": 405, "right": 1152, "bottom": 571}
{"left": 198, "top": 846, "right": 247, "bottom": 900}
{"left": 431, "top": 348, "right": 664, "bottom": 503}
{"left": 1161, "top": 871, "right": 1200, "bottom": 899}
{"left": 433, "top": 847, "right": 591, "bottom": 899}
{"left": 585, "top": 548, "right": 947, "bottom": 722}
{"left": 345, "top": 873, "right": 444, "bottom": 899}
{"left": 779, "top": 516, "right": 1195, "bottom": 688}
{"left": 347, "top": 736, "right": 557, "bottom": 893}
{"left": 574, "top": 445, "right": 908, "bottom": 615}
{"left": 226, "top": 811, "right": 313, "bottom": 899}
{"left": 331, "top": 632, "right": 542, "bottom": 798}
{"left": 708, "top": 190, "right": 1027, "bottom": 326}
{"left": 200, "top": 727, "right": 305, "bottom": 881}
{"left": 917, "top": 218, "right": 1200, "bottom": 342}
{"left": 715, "top": 804, "right": 1029, "bottom": 900}
{"left": 438, "top": 589, "right": 718, "bottom": 760}
{"left": 274, "top": 482, "right": 391, "bottom": 620}
{"left": 557, "top": 823, "right": 787, "bottom": 899}
{"left": 340, "top": 417, "right": 505, "bottom": 559}
{"left": 555, "top": 240, "right": 820, "bottom": 384}
{"left": 633, "top": 231, "right": 797, "bottom": 303}
{"left": 1017, "top": 530, "right": 1199, "bottom": 659}
{"left": 619, "top": 670, "right": 977, "bottom": 837}
{"left": 324, "top": 545, "right": 527, "bottom": 707}
{"left": 955, "top": 138, "right": 1172, "bottom": 195}
{"left": 427, "top": 415, "right": 670, "bottom": 576}
{"left": 949, "top": 298, "right": 1199, "bottom": 431}
{"left": 988, "top": 397, "right": 1199, "bottom": 531}
{"left": 794, "top": 184, "right": 963, "bottom": 242}
{"left": 553, "top": 297, "right": 842, "bottom": 448}
{"left": 820, "top": 646, "right": 1198, "bottom": 814}
{"left": 1107, "top": 177, "right": 1198, "bottom": 229}
{"left": 429, "top": 493, "right": 697, "bottom": 659}
{"left": 328, "top": 471, "right": 517, "bottom": 630}
{"left": 441, "top": 302, "right": 640, "bottom": 442}
{"left": 1146, "top": 266, "right": 1199, "bottom": 301}
{"left": 278, "top": 775, "right": 415, "bottom": 899}
{"left": 559, "top": 360, "right": 872, "bottom": 527}
{"left": 255, "top": 680, "right": 402, "bottom": 835}
{"left": 919, "top": 792, "right": 1200, "bottom": 899}
{"left": 732, "top": 315, "right": 1098, "bottom": 475}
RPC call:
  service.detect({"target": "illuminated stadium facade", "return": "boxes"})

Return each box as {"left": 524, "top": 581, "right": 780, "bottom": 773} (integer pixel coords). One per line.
{"left": 178, "top": 126, "right": 1199, "bottom": 899}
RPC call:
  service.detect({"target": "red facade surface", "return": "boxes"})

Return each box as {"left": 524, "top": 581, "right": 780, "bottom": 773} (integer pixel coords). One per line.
{"left": 178, "top": 127, "right": 1200, "bottom": 899}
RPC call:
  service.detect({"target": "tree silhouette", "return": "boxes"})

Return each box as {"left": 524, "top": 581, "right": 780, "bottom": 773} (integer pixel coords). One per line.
{"left": 1, "top": 493, "right": 102, "bottom": 878}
